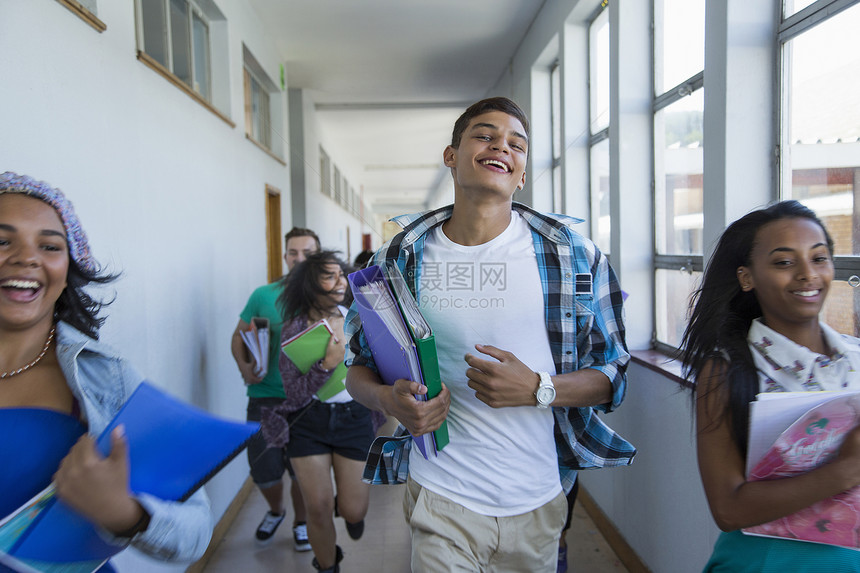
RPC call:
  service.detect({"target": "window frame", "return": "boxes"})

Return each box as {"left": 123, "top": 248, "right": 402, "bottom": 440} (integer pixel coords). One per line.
{"left": 244, "top": 65, "right": 272, "bottom": 150}
{"left": 651, "top": 0, "right": 706, "bottom": 352}
{"left": 549, "top": 59, "right": 563, "bottom": 213}
{"left": 134, "top": 0, "right": 232, "bottom": 126}
{"left": 57, "top": 0, "right": 106, "bottom": 32}
{"left": 320, "top": 147, "right": 332, "bottom": 198}
{"left": 587, "top": 2, "right": 610, "bottom": 252}
{"left": 776, "top": 0, "right": 860, "bottom": 285}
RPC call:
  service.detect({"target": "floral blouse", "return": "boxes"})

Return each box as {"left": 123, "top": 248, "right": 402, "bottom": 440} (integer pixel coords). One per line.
{"left": 748, "top": 318, "right": 860, "bottom": 394}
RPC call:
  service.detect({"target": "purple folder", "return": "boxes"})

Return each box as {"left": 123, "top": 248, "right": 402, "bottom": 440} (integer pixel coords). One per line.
{"left": 348, "top": 265, "right": 434, "bottom": 459}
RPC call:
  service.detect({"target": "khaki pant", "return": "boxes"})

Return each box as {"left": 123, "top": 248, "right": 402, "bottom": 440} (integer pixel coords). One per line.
{"left": 403, "top": 476, "right": 567, "bottom": 572}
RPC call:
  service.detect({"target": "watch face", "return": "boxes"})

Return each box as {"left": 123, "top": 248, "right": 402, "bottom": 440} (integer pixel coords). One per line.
{"left": 537, "top": 387, "right": 556, "bottom": 405}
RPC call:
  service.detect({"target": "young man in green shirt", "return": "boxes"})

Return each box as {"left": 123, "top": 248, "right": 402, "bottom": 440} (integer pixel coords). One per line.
{"left": 231, "top": 227, "right": 320, "bottom": 549}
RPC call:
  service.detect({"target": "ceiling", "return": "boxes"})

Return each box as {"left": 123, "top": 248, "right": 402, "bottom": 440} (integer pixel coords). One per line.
{"left": 247, "top": 0, "right": 547, "bottom": 215}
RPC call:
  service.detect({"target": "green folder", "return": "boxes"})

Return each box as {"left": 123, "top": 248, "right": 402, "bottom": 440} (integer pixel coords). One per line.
{"left": 281, "top": 320, "right": 347, "bottom": 401}
{"left": 384, "top": 263, "right": 449, "bottom": 450}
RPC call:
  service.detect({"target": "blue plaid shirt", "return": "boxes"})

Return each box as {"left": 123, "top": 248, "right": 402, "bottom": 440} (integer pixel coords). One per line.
{"left": 345, "top": 203, "right": 635, "bottom": 492}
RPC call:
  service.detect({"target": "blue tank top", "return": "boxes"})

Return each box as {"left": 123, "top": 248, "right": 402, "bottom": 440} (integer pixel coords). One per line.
{"left": 0, "top": 408, "right": 85, "bottom": 520}
{"left": 0, "top": 408, "right": 98, "bottom": 572}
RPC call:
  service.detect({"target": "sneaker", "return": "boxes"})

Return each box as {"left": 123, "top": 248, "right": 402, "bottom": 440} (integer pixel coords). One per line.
{"left": 293, "top": 522, "right": 311, "bottom": 552}
{"left": 557, "top": 545, "right": 568, "bottom": 573}
{"left": 255, "top": 511, "right": 285, "bottom": 545}
{"left": 312, "top": 545, "right": 343, "bottom": 573}
{"left": 345, "top": 519, "right": 364, "bottom": 540}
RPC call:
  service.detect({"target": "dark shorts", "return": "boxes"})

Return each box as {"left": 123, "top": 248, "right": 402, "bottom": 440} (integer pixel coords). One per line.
{"left": 287, "top": 399, "right": 375, "bottom": 461}
{"left": 247, "top": 397, "right": 295, "bottom": 487}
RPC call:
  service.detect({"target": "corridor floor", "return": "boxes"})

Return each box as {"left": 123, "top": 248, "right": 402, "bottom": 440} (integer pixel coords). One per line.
{"left": 199, "top": 480, "right": 628, "bottom": 572}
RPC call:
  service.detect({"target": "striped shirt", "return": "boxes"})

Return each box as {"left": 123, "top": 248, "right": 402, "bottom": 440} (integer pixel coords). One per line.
{"left": 345, "top": 202, "right": 635, "bottom": 491}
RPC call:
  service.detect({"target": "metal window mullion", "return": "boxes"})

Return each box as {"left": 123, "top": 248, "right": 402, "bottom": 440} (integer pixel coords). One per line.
{"left": 190, "top": 2, "right": 210, "bottom": 96}
{"left": 549, "top": 60, "right": 560, "bottom": 185}
{"left": 183, "top": 1, "right": 193, "bottom": 85}
{"left": 134, "top": 0, "right": 144, "bottom": 52}
{"left": 163, "top": 0, "right": 173, "bottom": 74}
{"left": 589, "top": 128, "right": 609, "bottom": 147}
{"left": 586, "top": 0, "right": 608, "bottom": 26}
{"left": 654, "top": 254, "right": 704, "bottom": 273}
{"left": 188, "top": 3, "right": 198, "bottom": 90}
{"left": 653, "top": 70, "right": 704, "bottom": 112}
{"left": 778, "top": 0, "right": 859, "bottom": 43}
{"left": 202, "top": 17, "right": 211, "bottom": 97}
{"left": 187, "top": 0, "right": 197, "bottom": 91}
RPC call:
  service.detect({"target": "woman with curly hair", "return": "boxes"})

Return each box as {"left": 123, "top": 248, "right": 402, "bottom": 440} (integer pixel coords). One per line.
{"left": 0, "top": 172, "right": 211, "bottom": 571}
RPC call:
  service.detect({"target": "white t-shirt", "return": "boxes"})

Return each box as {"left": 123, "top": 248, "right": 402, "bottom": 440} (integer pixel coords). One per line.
{"left": 319, "top": 305, "right": 352, "bottom": 403}
{"left": 410, "top": 212, "right": 562, "bottom": 516}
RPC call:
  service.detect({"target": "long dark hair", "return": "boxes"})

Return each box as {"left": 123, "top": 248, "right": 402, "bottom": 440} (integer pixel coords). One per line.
{"left": 680, "top": 200, "right": 834, "bottom": 454}
{"left": 278, "top": 251, "right": 347, "bottom": 320}
{"left": 55, "top": 257, "right": 119, "bottom": 340}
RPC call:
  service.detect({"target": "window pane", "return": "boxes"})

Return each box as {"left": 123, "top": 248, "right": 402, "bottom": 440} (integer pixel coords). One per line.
{"left": 655, "top": 89, "right": 704, "bottom": 255}
{"left": 589, "top": 9, "right": 610, "bottom": 133}
{"left": 783, "top": 0, "right": 817, "bottom": 18}
{"left": 550, "top": 62, "right": 562, "bottom": 213}
{"left": 243, "top": 69, "right": 252, "bottom": 136}
{"left": 821, "top": 280, "right": 859, "bottom": 337}
{"left": 320, "top": 149, "right": 331, "bottom": 197}
{"left": 551, "top": 64, "right": 561, "bottom": 161}
{"left": 655, "top": 269, "right": 701, "bottom": 348}
{"left": 656, "top": 0, "right": 705, "bottom": 94}
{"left": 783, "top": 3, "right": 860, "bottom": 255}
{"left": 250, "top": 75, "right": 263, "bottom": 141}
{"left": 259, "top": 87, "right": 271, "bottom": 148}
{"left": 141, "top": 0, "right": 167, "bottom": 67}
{"left": 792, "top": 169, "right": 858, "bottom": 256}
{"left": 192, "top": 12, "right": 210, "bottom": 99}
{"left": 169, "top": 0, "right": 191, "bottom": 88}
{"left": 590, "top": 137, "right": 610, "bottom": 253}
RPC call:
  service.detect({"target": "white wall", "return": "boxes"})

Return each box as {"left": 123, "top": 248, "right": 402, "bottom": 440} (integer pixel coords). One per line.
{"left": 302, "top": 90, "right": 366, "bottom": 261}
{"left": 0, "top": 1, "right": 358, "bottom": 570}
{"left": 579, "top": 363, "right": 720, "bottom": 573}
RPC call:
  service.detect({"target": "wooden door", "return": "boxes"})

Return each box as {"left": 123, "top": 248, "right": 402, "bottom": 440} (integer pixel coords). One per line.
{"left": 265, "top": 185, "right": 282, "bottom": 282}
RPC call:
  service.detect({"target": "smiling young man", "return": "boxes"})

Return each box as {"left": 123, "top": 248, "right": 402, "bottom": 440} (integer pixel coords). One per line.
{"left": 230, "top": 226, "right": 320, "bottom": 550}
{"left": 344, "top": 97, "right": 635, "bottom": 571}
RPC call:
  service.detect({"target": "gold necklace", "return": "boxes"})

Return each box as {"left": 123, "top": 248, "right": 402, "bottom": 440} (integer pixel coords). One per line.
{"left": 0, "top": 326, "right": 56, "bottom": 380}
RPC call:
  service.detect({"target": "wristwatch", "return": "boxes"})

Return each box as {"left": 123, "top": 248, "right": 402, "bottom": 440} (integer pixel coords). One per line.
{"left": 534, "top": 371, "right": 556, "bottom": 408}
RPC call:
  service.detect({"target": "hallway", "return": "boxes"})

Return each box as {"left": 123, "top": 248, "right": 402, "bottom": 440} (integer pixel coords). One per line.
{"left": 199, "top": 479, "right": 629, "bottom": 572}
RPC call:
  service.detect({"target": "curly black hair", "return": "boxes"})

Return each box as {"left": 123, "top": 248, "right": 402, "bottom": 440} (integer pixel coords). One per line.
{"left": 55, "top": 256, "right": 119, "bottom": 339}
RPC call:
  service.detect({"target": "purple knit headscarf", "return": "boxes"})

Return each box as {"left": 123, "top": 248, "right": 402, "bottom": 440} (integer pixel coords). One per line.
{"left": 0, "top": 171, "right": 97, "bottom": 274}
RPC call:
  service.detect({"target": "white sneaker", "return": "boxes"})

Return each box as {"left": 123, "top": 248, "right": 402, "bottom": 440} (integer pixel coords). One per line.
{"left": 255, "top": 511, "right": 285, "bottom": 545}
{"left": 293, "top": 522, "right": 311, "bottom": 552}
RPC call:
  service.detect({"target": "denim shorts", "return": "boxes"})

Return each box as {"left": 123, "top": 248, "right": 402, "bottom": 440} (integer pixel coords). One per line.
{"left": 287, "top": 399, "right": 375, "bottom": 461}
{"left": 247, "top": 397, "right": 295, "bottom": 487}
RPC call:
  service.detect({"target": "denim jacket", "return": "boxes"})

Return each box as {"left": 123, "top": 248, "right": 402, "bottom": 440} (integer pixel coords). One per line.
{"left": 56, "top": 322, "right": 212, "bottom": 562}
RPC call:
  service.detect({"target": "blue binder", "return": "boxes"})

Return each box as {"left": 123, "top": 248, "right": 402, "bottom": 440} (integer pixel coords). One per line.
{"left": 349, "top": 264, "right": 448, "bottom": 459}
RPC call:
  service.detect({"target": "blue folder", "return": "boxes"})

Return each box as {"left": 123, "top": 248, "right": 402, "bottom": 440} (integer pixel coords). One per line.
{"left": 0, "top": 382, "right": 259, "bottom": 570}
